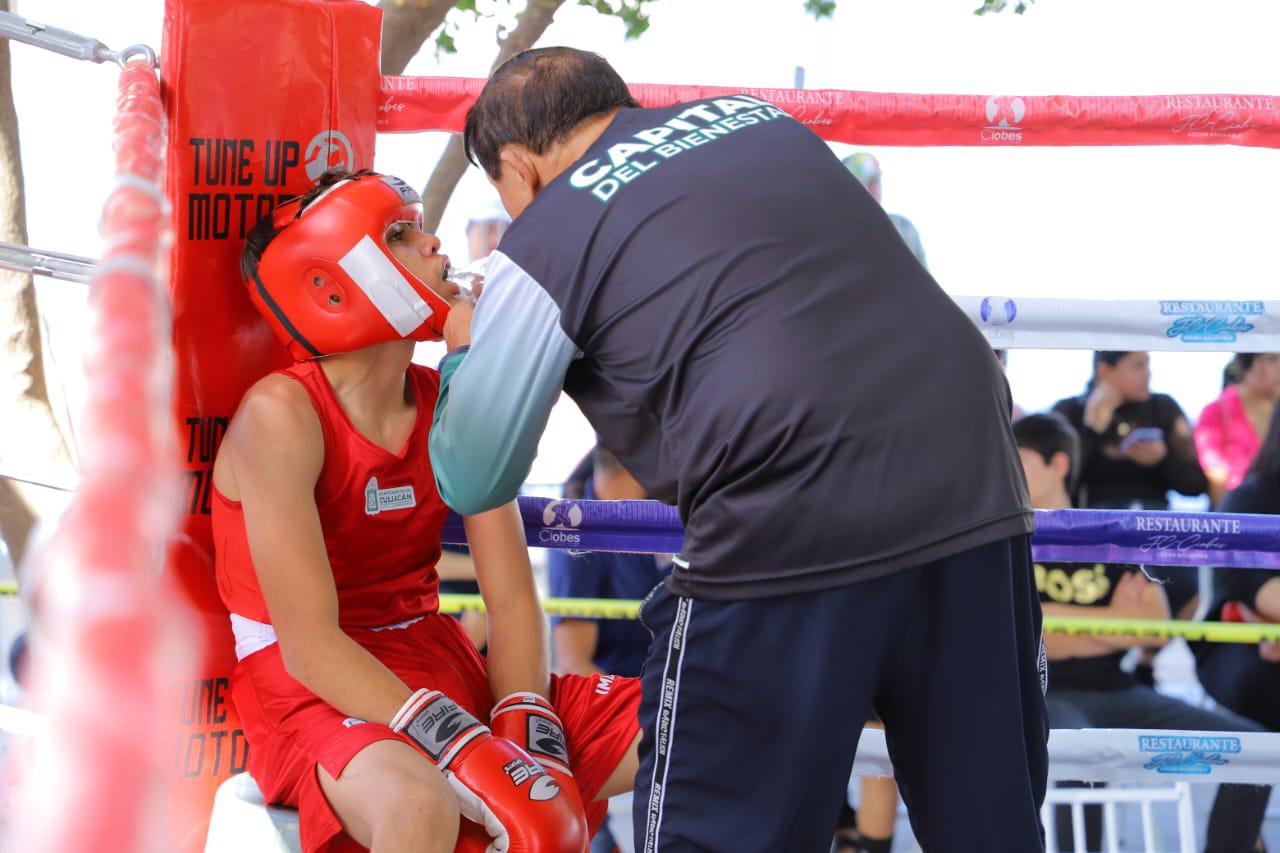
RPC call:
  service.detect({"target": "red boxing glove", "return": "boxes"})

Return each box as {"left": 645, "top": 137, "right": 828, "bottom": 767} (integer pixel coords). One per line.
{"left": 490, "top": 692, "right": 589, "bottom": 852}
{"left": 391, "top": 689, "right": 584, "bottom": 853}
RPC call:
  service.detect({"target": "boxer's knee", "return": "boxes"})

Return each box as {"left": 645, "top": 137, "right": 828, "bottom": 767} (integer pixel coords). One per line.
{"left": 321, "top": 739, "right": 459, "bottom": 851}
{"left": 372, "top": 765, "right": 458, "bottom": 850}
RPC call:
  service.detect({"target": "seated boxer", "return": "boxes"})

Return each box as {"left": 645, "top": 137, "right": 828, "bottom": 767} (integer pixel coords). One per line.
{"left": 213, "top": 169, "right": 640, "bottom": 853}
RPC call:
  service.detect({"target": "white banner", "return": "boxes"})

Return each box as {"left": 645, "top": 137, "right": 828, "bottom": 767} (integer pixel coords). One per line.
{"left": 953, "top": 296, "right": 1279, "bottom": 352}
{"left": 852, "top": 728, "right": 1280, "bottom": 784}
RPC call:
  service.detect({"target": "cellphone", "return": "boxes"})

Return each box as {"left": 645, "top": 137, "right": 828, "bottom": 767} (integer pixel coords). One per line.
{"left": 1118, "top": 427, "right": 1163, "bottom": 451}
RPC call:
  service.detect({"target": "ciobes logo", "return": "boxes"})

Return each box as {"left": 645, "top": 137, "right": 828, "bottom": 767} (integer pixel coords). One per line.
{"left": 1160, "top": 300, "right": 1264, "bottom": 344}
{"left": 982, "top": 96, "right": 1026, "bottom": 144}
{"left": 1139, "top": 735, "right": 1240, "bottom": 775}
{"left": 979, "top": 296, "right": 1018, "bottom": 327}
{"left": 540, "top": 500, "right": 583, "bottom": 546}
{"left": 304, "top": 129, "right": 356, "bottom": 182}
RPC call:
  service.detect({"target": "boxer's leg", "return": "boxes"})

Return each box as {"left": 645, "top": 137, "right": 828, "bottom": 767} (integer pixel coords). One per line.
{"left": 317, "top": 739, "right": 459, "bottom": 852}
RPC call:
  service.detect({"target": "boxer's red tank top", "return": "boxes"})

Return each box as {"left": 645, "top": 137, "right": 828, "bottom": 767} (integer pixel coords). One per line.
{"left": 212, "top": 361, "right": 447, "bottom": 628}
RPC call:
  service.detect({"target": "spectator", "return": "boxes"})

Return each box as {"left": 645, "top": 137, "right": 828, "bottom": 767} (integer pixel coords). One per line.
{"left": 1053, "top": 351, "right": 1208, "bottom": 651}
{"left": 994, "top": 348, "right": 1025, "bottom": 422}
{"left": 1052, "top": 351, "right": 1207, "bottom": 511}
{"left": 465, "top": 196, "right": 510, "bottom": 263}
{"left": 549, "top": 444, "right": 671, "bottom": 853}
{"left": 1015, "top": 413, "right": 1270, "bottom": 853}
{"left": 1196, "top": 353, "right": 1280, "bottom": 506}
{"left": 842, "top": 152, "right": 927, "bottom": 268}
{"left": 1196, "top": 403, "right": 1280, "bottom": 735}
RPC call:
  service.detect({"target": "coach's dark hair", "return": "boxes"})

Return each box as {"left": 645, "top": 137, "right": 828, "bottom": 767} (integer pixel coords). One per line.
{"left": 1013, "top": 413, "right": 1081, "bottom": 490}
{"left": 463, "top": 47, "right": 639, "bottom": 179}
{"left": 240, "top": 169, "right": 378, "bottom": 281}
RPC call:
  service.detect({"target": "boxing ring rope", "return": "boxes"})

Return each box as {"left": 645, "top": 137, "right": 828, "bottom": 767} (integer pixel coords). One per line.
{"left": 379, "top": 76, "right": 1280, "bottom": 148}
{"left": 5, "top": 51, "right": 190, "bottom": 853}
{"left": 440, "top": 499, "right": 1280, "bottom": 572}
{"left": 953, "top": 296, "right": 1279, "bottom": 353}
{"left": 12, "top": 257, "right": 1271, "bottom": 353}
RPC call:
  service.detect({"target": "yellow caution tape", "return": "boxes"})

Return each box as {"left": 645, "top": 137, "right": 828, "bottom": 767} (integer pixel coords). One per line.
{"left": 3, "top": 585, "right": 1274, "bottom": 644}
{"left": 441, "top": 594, "right": 642, "bottom": 621}
{"left": 1044, "top": 614, "right": 1280, "bottom": 644}
{"left": 441, "top": 595, "right": 1280, "bottom": 644}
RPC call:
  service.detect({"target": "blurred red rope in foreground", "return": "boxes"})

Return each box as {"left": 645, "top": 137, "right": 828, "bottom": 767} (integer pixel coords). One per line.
{"left": 9, "top": 59, "right": 194, "bottom": 853}
{"left": 380, "top": 75, "right": 1280, "bottom": 149}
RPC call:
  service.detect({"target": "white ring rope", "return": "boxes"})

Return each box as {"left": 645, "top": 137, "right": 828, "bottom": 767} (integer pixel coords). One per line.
{"left": 956, "top": 295, "right": 1274, "bottom": 352}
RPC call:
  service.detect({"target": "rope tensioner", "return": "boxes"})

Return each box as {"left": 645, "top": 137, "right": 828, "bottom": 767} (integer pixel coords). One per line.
{"left": 0, "top": 241, "right": 95, "bottom": 284}
{"left": 0, "top": 10, "right": 155, "bottom": 68}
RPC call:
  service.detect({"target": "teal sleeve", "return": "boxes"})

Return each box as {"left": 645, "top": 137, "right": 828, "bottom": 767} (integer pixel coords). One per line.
{"left": 429, "top": 251, "right": 580, "bottom": 515}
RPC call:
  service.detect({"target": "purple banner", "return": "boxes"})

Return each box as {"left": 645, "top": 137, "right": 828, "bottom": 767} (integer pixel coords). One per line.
{"left": 441, "top": 500, "right": 1280, "bottom": 570}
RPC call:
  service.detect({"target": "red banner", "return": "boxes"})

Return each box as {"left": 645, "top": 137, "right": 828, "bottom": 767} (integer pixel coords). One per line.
{"left": 160, "top": 0, "right": 382, "bottom": 846}
{"left": 380, "top": 75, "right": 1280, "bottom": 149}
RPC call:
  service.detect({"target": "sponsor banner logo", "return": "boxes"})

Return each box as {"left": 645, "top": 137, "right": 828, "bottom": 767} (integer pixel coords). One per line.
{"left": 979, "top": 296, "right": 1018, "bottom": 327}
{"left": 981, "top": 96, "right": 1025, "bottom": 144}
{"left": 1139, "top": 735, "right": 1240, "bottom": 776}
{"left": 539, "top": 500, "right": 583, "bottom": 546}
{"left": 304, "top": 129, "right": 356, "bottom": 182}
{"left": 1168, "top": 96, "right": 1274, "bottom": 139}
{"left": 1160, "top": 300, "right": 1264, "bottom": 344}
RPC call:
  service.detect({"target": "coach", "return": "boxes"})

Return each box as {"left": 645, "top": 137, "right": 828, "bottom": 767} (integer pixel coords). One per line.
{"left": 429, "top": 47, "right": 1047, "bottom": 852}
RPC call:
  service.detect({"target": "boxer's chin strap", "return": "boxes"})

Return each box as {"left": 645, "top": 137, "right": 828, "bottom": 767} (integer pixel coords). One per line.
{"left": 250, "top": 266, "right": 324, "bottom": 359}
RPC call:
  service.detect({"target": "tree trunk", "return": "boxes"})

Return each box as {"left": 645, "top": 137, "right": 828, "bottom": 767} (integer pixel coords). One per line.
{"left": 379, "top": 0, "right": 461, "bottom": 76}
{"left": 0, "top": 0, "right": 75, "bottom": 564}
{"left": 420, "top": 0, "right": 568, "bottom": 231}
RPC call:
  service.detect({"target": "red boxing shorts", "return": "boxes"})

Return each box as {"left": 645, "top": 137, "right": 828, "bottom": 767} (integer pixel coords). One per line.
{"left": 231, "top": 613, "right": 641, "bottom": 853}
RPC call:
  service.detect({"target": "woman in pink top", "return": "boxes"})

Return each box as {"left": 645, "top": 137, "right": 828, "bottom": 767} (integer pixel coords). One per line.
{"left": 1196, "top": 353, "right": 1280, "bottom": 504}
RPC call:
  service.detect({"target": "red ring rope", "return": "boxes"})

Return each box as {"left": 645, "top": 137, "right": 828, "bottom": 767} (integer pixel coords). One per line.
{"left": 10, "top": 59, "right": 193, "bottom": 853}
{"left": 380, "top": 75, "right": 1280, "bottom": 148}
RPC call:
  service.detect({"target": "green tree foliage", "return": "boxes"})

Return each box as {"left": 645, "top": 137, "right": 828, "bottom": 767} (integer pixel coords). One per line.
{"left": 434, "top": 0, "right": 659, "bottom": 57}
{"left": 974, "top": 0, "right": 1036, "bottom": 14}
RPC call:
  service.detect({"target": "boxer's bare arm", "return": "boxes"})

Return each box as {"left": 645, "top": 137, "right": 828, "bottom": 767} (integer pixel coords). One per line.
{"left": 552, "top": 621, "right": 603, "bottom": 677}
{"left": 463, "top": 503, "right": 550, "bottom": 700}
{"left": 220, "top": 376, "right": 413, "bottom": 724}
{"left": 1254, "top": 578, "right": 1280, "bottom": 622}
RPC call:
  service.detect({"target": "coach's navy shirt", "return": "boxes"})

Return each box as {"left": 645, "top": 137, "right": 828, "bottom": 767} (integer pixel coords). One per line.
{"left": 431, "top": 97, "right": 1032, "bottom": 600}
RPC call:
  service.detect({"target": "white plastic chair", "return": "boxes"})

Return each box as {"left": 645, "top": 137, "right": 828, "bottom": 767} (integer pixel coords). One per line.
{"left": 1041, "top": 782, "right": 1195, "bottom": 853}
{"left": 204, "top": 772, "right": 301, "bottom": 853}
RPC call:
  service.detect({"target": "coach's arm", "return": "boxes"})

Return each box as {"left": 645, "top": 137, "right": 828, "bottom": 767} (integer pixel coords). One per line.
{"left": 430, "top": 251, "right": 579, "bottom": 515}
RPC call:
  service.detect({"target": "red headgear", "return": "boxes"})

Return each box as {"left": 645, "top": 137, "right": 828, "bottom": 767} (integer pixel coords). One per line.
{"left": 247, "top": 173, "right": 451, "bottom": 360}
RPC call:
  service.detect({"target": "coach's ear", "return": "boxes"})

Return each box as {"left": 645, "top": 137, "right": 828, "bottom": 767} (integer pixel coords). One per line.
{"left": 492, "top": 146, "right": 541, "bottom": 218}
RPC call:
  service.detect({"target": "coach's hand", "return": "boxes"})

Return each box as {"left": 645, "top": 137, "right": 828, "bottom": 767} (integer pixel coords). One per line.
{"left": 392, "top": 688, "right": 586, "bottom": 853}
{"left": 444, "top": 290, "right": 477, "bottom": 351}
